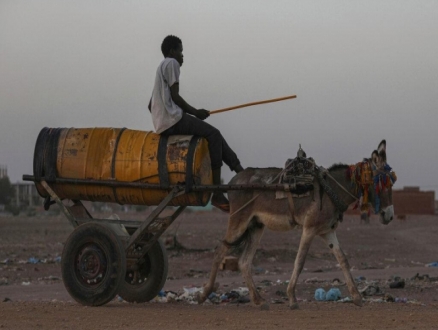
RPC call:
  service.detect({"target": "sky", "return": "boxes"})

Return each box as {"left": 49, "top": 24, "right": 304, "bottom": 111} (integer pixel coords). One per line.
{"left": 1, "top": 0, "right": 437, "bottom": 195}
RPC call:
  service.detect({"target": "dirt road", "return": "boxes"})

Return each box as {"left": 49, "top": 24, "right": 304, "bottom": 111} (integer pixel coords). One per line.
{"left": 1, "top": 211, "right": 438, "bottom": 329}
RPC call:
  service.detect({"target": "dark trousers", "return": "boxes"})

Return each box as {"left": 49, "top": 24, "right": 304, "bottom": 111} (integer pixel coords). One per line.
{"left": 161, "top": 113, "right": 240, "bottom": 171}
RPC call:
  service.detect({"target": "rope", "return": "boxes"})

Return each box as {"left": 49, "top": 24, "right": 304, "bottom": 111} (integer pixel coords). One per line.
{"left": 229, "top": 194, "right": 260, "bottom": 217}
{"left": 316, "top": 170, "right": 349, "bottom": 213}
{"left": 319, "top": 167, "right": 359, "bottom": 201}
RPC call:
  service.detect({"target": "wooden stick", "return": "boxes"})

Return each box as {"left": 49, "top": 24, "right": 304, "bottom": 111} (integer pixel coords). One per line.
{"left": 210, "top": 95, "right": 296, "bottom": 115}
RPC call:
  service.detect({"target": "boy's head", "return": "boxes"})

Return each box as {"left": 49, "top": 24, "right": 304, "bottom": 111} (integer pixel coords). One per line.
{"left": 161, "top": 35, "right": 183, "bottom": 66}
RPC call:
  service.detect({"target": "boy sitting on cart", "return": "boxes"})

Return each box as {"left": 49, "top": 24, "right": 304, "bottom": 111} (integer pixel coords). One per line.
{"left": 148, "top": 35, "right": 244, "bottom": 213}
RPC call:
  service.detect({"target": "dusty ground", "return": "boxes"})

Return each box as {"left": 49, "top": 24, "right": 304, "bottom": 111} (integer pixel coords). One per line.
{"left": 1, "top": 208, "right": 438, "bottom": 329}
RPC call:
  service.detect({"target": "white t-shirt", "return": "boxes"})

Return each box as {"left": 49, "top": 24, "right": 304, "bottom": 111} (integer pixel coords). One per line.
{"left": 150, "top": 58, "right": 183, "bottom": 133}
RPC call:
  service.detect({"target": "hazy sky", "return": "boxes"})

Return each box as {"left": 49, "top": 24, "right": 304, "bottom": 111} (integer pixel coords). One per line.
{"left": 1, "top": 1, "right": 437, "bottom": 195}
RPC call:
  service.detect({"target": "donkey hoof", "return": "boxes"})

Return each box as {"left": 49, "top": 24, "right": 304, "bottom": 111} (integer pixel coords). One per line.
{"left": 353, "top": 297, "right": 363, "bottom": 307}
{"left": 260, "top": 303, "right": 270, "bottom": 311}
{"left": 196, "top": 293, "right": 206, "bottom": 304}
{"left": 289, "top": 302, "right": 299, "bottom": 310}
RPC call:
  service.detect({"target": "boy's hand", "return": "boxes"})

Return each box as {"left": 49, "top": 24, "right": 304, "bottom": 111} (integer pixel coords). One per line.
{"left": 196, "top": 109, "right": 210, "bottom": 120}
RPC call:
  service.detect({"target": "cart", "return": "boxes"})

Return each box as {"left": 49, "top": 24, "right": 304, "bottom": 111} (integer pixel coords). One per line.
{"left": 22, "top": 174, "right": 306, "bottom": 306}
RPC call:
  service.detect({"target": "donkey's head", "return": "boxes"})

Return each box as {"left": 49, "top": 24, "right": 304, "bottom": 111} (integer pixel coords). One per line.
{"left": 350, "top": 140, "right": 397, "bottom": 225}
{"left": 370, "top": 140, "right": 397, "bottom": 224}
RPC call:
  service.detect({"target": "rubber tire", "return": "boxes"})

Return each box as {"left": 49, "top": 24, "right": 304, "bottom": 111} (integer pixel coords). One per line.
{"left": 61, "top": 223, "right": 126, "bottom": 306}
{"left": 118, "top": 239, "right": 168, "bottom": 303}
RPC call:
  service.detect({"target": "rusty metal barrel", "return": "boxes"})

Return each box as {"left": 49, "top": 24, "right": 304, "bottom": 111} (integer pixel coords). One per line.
{"left": 33, "top": 127, "right": 212, "bottom": 206}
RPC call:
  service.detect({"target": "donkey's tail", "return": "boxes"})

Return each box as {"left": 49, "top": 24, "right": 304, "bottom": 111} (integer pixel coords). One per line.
{"left": 222, "top": 217, "right": 264, "bottom": 249}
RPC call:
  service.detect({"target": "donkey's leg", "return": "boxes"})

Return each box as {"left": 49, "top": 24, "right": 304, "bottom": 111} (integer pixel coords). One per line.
{"left": 197, "top": 242, "right": 229, "bottom": 303}
{"left": 238, "top": 225, "right": 265, "bottom": 307}
{"left": 320, "top": 231, "right": 363, "bottom": 306}
{"left": 198, "top": 216, "right": 249, "bottom": 304}
{"left": 286, "top": 228, "right": 315, "bottom": 309}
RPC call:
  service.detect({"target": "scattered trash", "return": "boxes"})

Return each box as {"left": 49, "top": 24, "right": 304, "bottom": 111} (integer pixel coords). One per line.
{"left": 326, "top": 288, "right": 342, "bottom": 301}
{"left": 27, "top": 257, "right": 40, "bottom": 264}
{"left": 384, "top": 293, "right": 395, "bottom": 302}
{"left": 163, "top": 286, "right": 252, "bottom": 305}
{"left": 3, "top": 256, "right": 61, "bottom": 265}
{"left": 363, "top": 293, "right": 419, "bottom": 304}
{"left": 2, "top": 297, "right": 11, "bottom": 303}
{"left": 425, "top": 262, "right": 438, "bottom": 268}
{"left": 0, "top": 259, "right": 10, "bottom": 265}
{"left": 183, "top": 286, "right": 202, "bottom": 295}
{"left": 411, "top": 260, "right": 423, "bottom": 265}
{"left": 314, "top": 288, "right": 326, "bottom": 301}
{"left": 305, "top": 277, "right": 324, "bottom": 284}
{"left": 21, "top": 281, "right": 31, "bottom": 286}
{"left": 384, "top": 258, "right": 396, "bottom": 262}
{"left": 366, "top": 297, "right": 386, "bottom": 303}
{"left": 355, "top": 276, "right": 366, "bottom": 282}
{"left": 337, "top": 297, "right": 352, "bottom": 303}
{"left": 234, "top": 287, "right": 249, "bottom": 296}
{"left": 220, "top": 293, "right": 228, "bottom": 301}
{"left": 411, "top": 273, "right": 430, "bottom": 281}
{"left": 38, "top": 275, "right": 60, "bottom": 281}
{"left": 153, "top": 294, "right": 168, "bottom": 303}
{"left": 207, "top": 292, "right": 219, "bottom": 304}
{"left": 389, "top": 280, "right": 405, "bottom": 289}
{"left": 166, "top": 291, "right": 178, "bottom": 303}
{"left": 359, "top": 284, "right": 382, "bottom": 296}
{"left": 219, "top": 288, "right": 250, "bottom": 304}
{"left": 314, "top": 288, "right": 342, "bottom": 301}
{"left": 332, "top": 278, "right": 344, "bottom": 286}
{"left": 163, "top": 286, "right": 203, "bottom": 304}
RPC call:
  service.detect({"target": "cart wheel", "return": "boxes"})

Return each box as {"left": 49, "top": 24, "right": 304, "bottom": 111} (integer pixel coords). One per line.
{"left": 61, "top": 223, "right": 126, "bottom": 306}
{"left": 118, "top": 239, "right": 168, "bottom": 303}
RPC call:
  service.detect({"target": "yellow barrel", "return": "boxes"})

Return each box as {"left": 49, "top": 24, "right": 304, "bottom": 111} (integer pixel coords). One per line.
{"left": 33, "top": 127, "right": 212, "bottom": 206}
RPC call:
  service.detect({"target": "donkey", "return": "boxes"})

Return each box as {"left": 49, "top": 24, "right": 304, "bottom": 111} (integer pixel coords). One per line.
{"left": 198, "top": 140, "right": 396, "bottom": 309}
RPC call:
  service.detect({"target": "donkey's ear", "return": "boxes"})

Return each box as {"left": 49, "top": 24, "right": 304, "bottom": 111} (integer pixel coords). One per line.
{"left": 371, "top": 150, "right": 379, "bottom": 166}
{"left": 378, "top": 139, "right": 386, "bottom": 164}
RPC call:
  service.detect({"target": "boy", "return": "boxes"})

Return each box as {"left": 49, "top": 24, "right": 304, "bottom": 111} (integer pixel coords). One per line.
{"left": 149, "top": 35, "right": 243, "bottom": 212}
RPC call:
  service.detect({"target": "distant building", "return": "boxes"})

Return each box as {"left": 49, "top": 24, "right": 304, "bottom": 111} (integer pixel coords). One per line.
{"left": 0, "top": 165, "right": 7, "bottom": 178}
{"left": 345, "top": 186, "right": 435, "bottom": 216}
{"left": 0, "top": 165, "right": 44, "bottom": 208}
{"left": 11, "top": 182, "right": 43, "bottom": 208}
{"left": 392, "top": 186, "right": 435, "bottom": 215}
